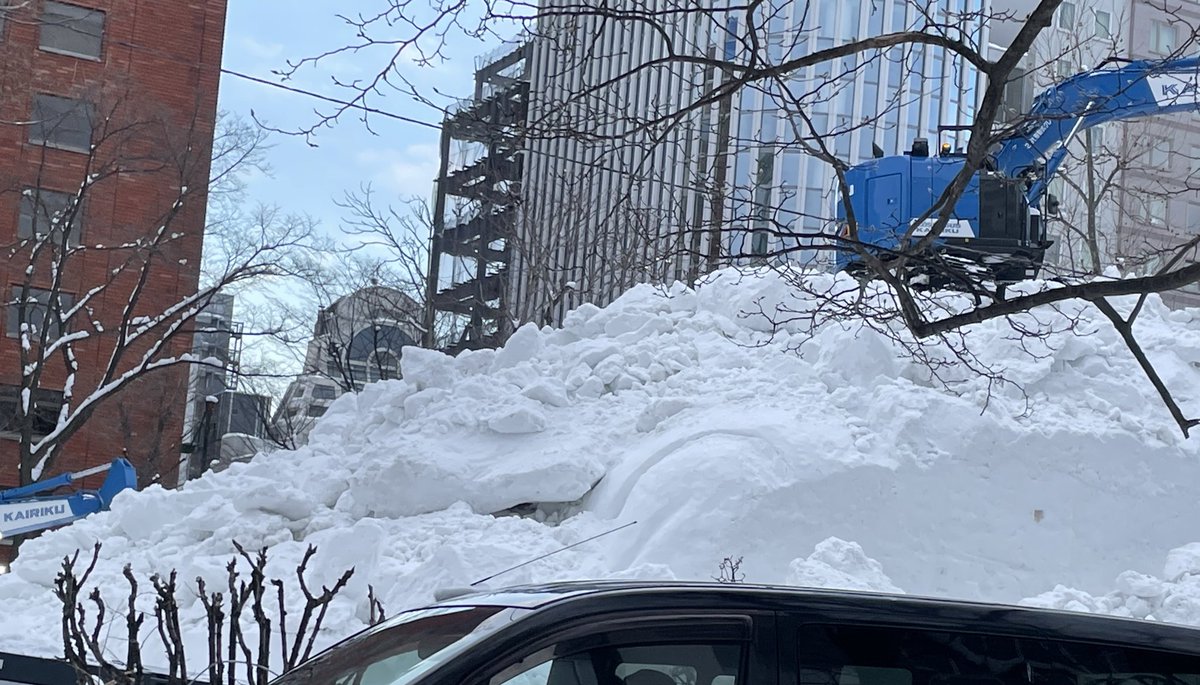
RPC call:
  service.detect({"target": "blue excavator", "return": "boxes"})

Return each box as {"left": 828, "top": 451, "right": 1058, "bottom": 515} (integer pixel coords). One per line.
{"left": 835, "top": 56, "right": 1200, "bottom": 282}
{"left": 0, "top": 458, "right": 136, "bottom": 542}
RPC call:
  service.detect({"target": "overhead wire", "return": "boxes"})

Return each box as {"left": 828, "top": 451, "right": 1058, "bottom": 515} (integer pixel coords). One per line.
{"left": 219, "top": 67, "right": 442, "bottom": 130}
{"left": 220, "top": 66, "right": 857, "bottom": 240}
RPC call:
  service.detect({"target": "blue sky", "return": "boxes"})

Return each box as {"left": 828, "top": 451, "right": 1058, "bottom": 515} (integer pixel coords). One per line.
{"left": 215, "top": 2, "right": 516, "bottom": 376}
{"left": 216, "top": 1, "right": 507, "bottom": 234}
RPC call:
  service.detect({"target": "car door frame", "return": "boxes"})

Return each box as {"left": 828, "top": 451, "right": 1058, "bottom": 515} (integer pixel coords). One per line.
{"left": 416, "top": 607, "right": 779, "bottom": 685}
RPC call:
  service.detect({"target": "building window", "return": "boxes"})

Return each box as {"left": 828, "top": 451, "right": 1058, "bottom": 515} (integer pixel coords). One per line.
{"left": 312, "top": 385, "right": 337, "bottom": 400}
{"left": 1055, "top": 59, "right": 1072, "bottom": 80}
{"left": 723, "top": 16, "right": 738, "bottom": 61}
{"left": 18, "top": 187, "right": 82, "bottom": 245}
{"left": 358, "top": 348, "right": 400, "bottom": 384}
{"left": 752, "top": 149, "right": 775, "bottom": 256}
{"left": 7, "top": 286, "right": 75, "bottom": 340}
{"left": 1149, "top": 138, "right": 1171, "bottom": 169}
{"left": 1057, "top": 1, "right": 1076, "bottom": 28}
{"left": 0, "top": 385, "right": 64, "bottom": 438}
{"left": 1088, "top": 125, "right": 1104, "bottom": 155}
{"left": 39, "top": 1, "right": 104, "bottom": 59}
{"left": 1095, "top": 10, "right": 1111, "bottom": 37}
{"left": 1147, "top": 196, "right": 1167, "bottom": 226}
{"left": 30, "top": 93, "right": 93, "bottom": 152}
{"left": 307, "top": 405, "right": 327, "bottom": 418}
{"left": 1000, "top": 67, "right": 1033, "bottom": 124}
{"left": 1151, "top": 20, "right": 1176, "bottom": 54}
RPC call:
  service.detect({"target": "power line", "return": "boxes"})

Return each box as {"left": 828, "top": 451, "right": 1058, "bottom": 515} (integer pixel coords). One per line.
{"left": 216, "top": 68, "right": 842, "bottom": 216}
{"left": 220, "top": 68, "right": 442, "bottom": 130}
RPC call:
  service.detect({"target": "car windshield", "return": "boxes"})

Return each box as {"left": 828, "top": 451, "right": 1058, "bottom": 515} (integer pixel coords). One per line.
{"left": 269, "top": 605, "right": 526, "bottom": 685}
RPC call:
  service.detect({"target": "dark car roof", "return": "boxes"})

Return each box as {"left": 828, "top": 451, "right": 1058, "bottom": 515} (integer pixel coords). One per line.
{"left": 428, "top": 580, "right": 1200, "bottom": 655}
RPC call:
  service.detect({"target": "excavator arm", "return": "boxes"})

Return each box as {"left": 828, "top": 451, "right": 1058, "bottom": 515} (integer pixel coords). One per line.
{"left": 0, "top": 458, "right": 136, "bottom": 540}
{"left": 991, "top": 56, "right": 1200, "bottom": 204}
{"left": 836, "top": 55, "right": 1200, "bottom": 283}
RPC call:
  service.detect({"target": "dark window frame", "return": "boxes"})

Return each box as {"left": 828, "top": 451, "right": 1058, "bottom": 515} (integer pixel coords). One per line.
{"left": 0, "top": 384, "right": 65, "bottom": 439}
{"left": 18, "top": 186, "right": 83, "bottom": 246}
{"left": 29, "top": 93, "right": 94, "bottom": 153}
{"left": 7, "top": 285, "right": 75, "bottom": 341}
{"left": 38, "top": 0, "right": 105, "bottom": 60}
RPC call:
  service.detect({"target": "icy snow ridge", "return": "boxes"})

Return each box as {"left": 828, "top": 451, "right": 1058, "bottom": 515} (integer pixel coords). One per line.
{"left": 3, "top": 268, "right": 1200, "bottom": 662}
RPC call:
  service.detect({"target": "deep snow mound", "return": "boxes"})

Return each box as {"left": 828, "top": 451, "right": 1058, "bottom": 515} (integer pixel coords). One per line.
{"left": 1022, "top": 544, "right": 1200, "bottom": 625}
{"left": 3, "top": 268, "right": 1200, "bottom": 662}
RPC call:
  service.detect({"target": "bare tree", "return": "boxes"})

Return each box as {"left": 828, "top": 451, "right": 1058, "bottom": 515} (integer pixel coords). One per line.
{"left": 339, "top": 186, "right": 434, "bottom": 313}
{"left": 0, "top": 78, "right": 309, "bottom": 486}
{"left": 276, "top": 0, "right": 1200, "bottom": 436}
{"left": 54, "top": 541, "right": 361, "bottom": 685}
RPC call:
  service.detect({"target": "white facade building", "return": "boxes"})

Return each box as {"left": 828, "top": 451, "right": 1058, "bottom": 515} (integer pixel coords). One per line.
{"left": 724, "top": 0, "right": 988, "bottom": 261}
{"left": 274, "top": 286, "right": 422, "bottom": 443}
{"left": 511, "top": 0, "right": 989, "bottom": 324}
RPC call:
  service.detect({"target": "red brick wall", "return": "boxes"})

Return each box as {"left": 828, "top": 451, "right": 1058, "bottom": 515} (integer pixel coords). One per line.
{"left": 0, "top": 1, "right": 228, "bottom": 496}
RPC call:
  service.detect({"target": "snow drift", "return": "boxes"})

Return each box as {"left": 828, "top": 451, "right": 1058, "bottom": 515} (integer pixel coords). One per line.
{"left": 4, "top": 268, "right": 1200, "bottom": 663}
{"left": 1023, "top": 543, "right": 1200, "bottom": 625}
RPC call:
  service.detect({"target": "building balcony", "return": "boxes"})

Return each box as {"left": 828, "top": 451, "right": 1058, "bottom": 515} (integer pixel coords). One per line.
{"left": 442, "top": 154, "right": 523, "bottom": 200}
{"left": 436, "top": 208, "right": 516, "bottom": 260}
{"left": 446, "top": 82, "right": 529, "bottom": 142}
{"left": 431, "top": 271, "right": 506, "bottom": 316}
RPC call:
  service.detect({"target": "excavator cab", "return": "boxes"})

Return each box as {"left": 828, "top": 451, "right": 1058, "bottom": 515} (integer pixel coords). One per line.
{"left": 836, "top": 55, "right": 1200, "bottom": 284}
{"left": 835, "top": 134, "right": 1054, "bottom": 284}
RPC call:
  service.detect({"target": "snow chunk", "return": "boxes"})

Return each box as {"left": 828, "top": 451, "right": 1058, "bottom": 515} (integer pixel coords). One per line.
{"left": 1164, "top": 543, "right": 1200, "bottom": 581}
{"left": 491, "top": 323, "right": 543, "bottom": 370}
{"left": 399, "top": 346, "right": 456, "bottom": 390}
{"left": 1116, "top": 570, "right": 1166, "bottom": 599}
{"left": 487, "top": 404, "right": 548, "bottom": 434}
{"left": 520, "top": 379, "right": 571, "bottom": 407}
{"left": 635, "top": 398, "right": 691, "bottom": 432}
{"left": 787, "top": 538, "right": 903, "bottom": 593}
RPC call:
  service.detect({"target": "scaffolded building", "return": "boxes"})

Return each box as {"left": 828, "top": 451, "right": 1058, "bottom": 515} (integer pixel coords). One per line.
{"left": 424, "top": 44, "right": 529, "bottom": 352}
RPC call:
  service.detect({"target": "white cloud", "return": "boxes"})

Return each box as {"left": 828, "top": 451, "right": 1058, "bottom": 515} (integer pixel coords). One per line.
{"left": 239, "top": 36, "right": 285, "bottom": 61}
{"left": 356, "top": 143, "right": 441, "bottom": 200}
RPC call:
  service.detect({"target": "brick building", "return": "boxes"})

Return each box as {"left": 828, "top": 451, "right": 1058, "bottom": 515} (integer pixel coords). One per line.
{"left": 0, "top": 0, "right": 228, "bottom": 563}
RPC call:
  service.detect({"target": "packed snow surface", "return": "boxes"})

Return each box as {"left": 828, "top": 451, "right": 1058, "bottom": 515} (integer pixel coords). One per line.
{"left": 4, "top": 268, "right": 1200, "bottom": 666}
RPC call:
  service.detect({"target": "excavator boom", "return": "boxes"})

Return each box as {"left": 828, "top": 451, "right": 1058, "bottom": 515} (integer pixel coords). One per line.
{"left": 994, "top": 56, "right": 1200, "bottom": 203}
{"left": 0, "top": 458, "right": 136, "bottom": 540}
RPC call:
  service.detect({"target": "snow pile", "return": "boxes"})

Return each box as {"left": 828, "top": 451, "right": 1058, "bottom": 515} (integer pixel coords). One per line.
{"left": 3, "top": 268, "right": 1200, "bottom": 664}
{"left": 787, "top": 537, "right": 903, "bottom": 593}
{"left": 1022, "top": 544, "right": 1200, "bottom": 625}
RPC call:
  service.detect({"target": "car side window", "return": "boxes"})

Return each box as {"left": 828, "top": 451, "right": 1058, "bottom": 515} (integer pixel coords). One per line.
{"left": 796, "top": 623, "right": 1200, "bottom": 685}
{"left": 490, "top": 642, "right": 743, "bottom": 685}
{"left": 1017, "top": 633, "right": 1200, "bottom": 685}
